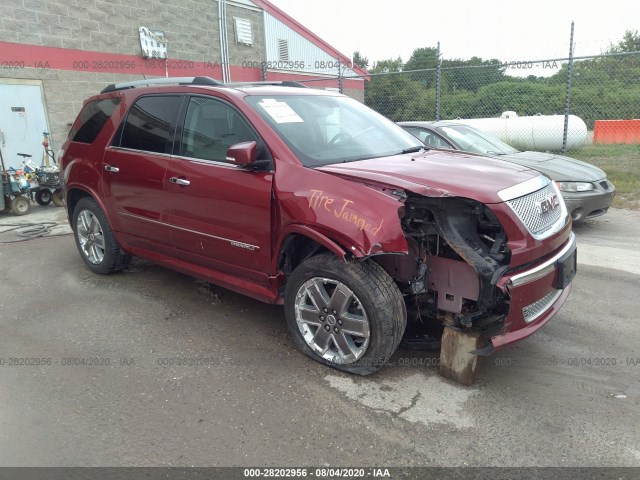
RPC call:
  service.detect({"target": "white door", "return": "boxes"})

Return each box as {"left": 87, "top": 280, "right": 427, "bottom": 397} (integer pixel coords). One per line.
{"left": 0, "top": 81, "right": 51, "bottom": 170}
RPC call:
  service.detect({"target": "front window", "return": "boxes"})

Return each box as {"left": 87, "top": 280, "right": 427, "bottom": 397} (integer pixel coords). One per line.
{"left": 180, "top": 96, "right": 259, "bottom": 163}
{"left": 246, "top": 94, "right": 422, "bottom": 167}
{"left": 440, "top": 125, "right": 519, "bottom": 156}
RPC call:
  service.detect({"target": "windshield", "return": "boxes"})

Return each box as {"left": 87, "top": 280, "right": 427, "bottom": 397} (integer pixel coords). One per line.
{"left": 246, "top": 94, "right": 422, "bottom": 167}
{"left": 440, "top": 125, "right": 519, "bottom": 155}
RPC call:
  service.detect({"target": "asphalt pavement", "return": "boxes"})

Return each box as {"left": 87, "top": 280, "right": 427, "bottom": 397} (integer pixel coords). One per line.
{"left": 0, "top": 205, "right": 638, "bottom": 467}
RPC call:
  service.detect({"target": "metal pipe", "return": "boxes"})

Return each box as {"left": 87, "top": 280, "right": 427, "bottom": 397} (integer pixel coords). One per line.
{"left": 218, "top": 0, "right": 230, "bottom": 83}
{"left": 436, "top": 41, "right": 441, "bottom": 121}
{"left": 562, "top": 21, "right": 575, "bottom": 154}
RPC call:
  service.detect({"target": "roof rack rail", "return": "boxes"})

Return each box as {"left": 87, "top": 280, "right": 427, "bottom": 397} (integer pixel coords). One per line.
{"left": 100, "top": 76, "right": 222, "bottom": 94}
{"left": 225, "top": 81, "right": 308, "bottom": 89}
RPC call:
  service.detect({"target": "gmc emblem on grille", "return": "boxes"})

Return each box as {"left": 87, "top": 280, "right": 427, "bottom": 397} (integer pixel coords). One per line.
{"left": 537, "top": 194, "right": 560, "bottom": 214}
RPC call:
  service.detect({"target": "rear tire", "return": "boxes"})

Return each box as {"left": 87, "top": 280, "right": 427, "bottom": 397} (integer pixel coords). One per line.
{"left": 51, "top": 189, "right": 64, "bottom": 207}
{"left": 72, "top": 197, "right": 131, "bottom": 274}
{"left": 35, "top": 189, "right": 52, "bottom": 206}
{"left": 11, "top": 195, "right": 31, "bottom": 216}
{"left": 284, "top": 253, "right": 406, "bottom": 375}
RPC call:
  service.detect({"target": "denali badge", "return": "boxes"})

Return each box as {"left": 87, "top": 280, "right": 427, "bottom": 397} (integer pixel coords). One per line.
{"left": 537, "top": 194, "right": 560, "bottom": 214}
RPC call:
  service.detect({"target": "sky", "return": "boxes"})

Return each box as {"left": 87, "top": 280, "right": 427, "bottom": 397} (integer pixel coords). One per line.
{"left": 268, "top": 0, "right": 638, "bottom": 66}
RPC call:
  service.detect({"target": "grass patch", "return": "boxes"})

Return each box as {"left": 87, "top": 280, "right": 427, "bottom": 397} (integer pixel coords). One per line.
{"left": 567, "top": 144, "right": 640, "bottom": 210}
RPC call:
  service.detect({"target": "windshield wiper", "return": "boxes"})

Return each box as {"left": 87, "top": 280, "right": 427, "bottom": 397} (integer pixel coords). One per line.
{"left": 401, "top": 146, "right": 425, "bottom": 154}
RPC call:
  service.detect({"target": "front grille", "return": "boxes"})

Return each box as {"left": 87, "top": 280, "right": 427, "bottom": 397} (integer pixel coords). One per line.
{"left": 506, "top": 182, "right": 563, "bottom": 238}
{"left": 36, "top": 172, "right": 60, "bottom": 187}
{"left": 600, "top": 180, "right": 610, "bottom": 190}
{"left": 523, "top": 289, "right": 562, "bottom": 323}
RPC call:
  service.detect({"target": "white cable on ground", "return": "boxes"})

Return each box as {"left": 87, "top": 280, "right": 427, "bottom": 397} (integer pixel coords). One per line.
{"left": 0, "top": 222, "right": 72, "bottom": 243}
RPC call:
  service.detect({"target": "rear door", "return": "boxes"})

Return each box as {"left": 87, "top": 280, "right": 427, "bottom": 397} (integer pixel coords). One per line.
{"left": 102, "top": 95, "right": 183, "bottom": 254}
{"left": 165, "top": 95, "right": 273, "bottom": 284}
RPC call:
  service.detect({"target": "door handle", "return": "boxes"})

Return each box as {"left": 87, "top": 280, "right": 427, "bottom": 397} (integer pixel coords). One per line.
{"left": 104, "top": 164, "right": 120, "bottom": 173}
{"left": 169, "top": 177, "right": 190, "bottom": 186}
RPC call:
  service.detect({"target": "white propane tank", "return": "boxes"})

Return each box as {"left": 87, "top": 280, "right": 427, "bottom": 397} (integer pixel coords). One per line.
{"left": 452, "top": 112, "right": 588, "bottom": 151}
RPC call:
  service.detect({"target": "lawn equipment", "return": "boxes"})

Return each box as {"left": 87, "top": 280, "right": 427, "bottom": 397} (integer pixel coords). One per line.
{"left": 24, "top": 132, "right": 64, "bottom": 207}
{"left": 0, "top": 132, "right": 32, "bottom": 216}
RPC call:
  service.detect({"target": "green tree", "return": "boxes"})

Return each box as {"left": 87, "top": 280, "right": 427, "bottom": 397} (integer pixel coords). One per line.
{"left": 608, "top": 29, "right": 640, "bottom": 53}
{"left": 352, "top": 51, "right": 369, "bottom": 69}
{"left": 404, "top": 47, "right": 438, "bottom": 71}
{"left": 370, "top": 57, "right": 403, "bottom": 73}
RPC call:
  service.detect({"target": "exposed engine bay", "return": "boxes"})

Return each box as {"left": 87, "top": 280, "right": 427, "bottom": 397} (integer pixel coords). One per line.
{"left": 375, "top": 195, "right": 513, "bottom": 344}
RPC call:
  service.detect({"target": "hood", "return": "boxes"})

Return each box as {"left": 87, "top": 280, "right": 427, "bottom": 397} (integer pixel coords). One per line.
{"left": 316, "top": 150, "right": 539, "bottom": 204}
{"left": 498, "top": 151, "right": 606, "bottom": 182}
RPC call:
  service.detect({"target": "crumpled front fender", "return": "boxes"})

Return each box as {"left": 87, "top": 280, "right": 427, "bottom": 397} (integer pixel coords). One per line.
{"left": 274, "top": 162, "right": 409, "bottom": 257}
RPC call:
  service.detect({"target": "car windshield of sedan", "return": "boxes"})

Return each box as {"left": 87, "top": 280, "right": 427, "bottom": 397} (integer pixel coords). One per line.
{"left": 246, "top": 94, "right": 422, "bottom": 167}
{"left": 440, "top": 125, "right": 519, "bottom": 156}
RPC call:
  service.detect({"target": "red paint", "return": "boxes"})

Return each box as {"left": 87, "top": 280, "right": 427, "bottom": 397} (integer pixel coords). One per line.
{"left": 0, "top": 41, "right": 366, "bottom": 89}
{"left": 493, "top": 282, "right": 572, "bottom": 350}
{"left": 61, "top": 83, "right": 573, "bottom": 357}
{"left": 317, "top": 151, "right": 539, "bottom": 205}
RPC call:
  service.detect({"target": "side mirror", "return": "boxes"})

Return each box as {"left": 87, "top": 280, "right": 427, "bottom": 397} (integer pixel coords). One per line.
{"left": 226, "top": 141, "right": 257, "bottom": 166}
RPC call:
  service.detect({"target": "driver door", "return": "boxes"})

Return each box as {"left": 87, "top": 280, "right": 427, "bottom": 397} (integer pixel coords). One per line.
{"left": 165, "top": 95, "right": 273, "bottom": 285}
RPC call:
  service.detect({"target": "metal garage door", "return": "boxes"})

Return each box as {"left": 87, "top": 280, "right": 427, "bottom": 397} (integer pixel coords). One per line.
{"left": 0, "top": 80, "right": 51, "bottom": 170}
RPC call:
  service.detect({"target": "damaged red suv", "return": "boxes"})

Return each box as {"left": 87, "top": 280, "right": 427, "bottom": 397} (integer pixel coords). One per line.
{"left": 60, "top": 77, "right": 576, "bottom": 376}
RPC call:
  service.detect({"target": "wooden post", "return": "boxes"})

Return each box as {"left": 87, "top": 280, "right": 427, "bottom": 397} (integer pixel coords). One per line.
{"left": 439, "top": 321, "right": 482, "bottom": 386}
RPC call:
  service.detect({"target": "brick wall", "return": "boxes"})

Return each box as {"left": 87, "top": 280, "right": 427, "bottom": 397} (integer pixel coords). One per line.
{"left": 225, "top": 4, "right": 266, "bottom": 69}
{"left": 0, "top": 0, "right": 267, "bottom": 149}
{"left": 0, "top": 0, "right": 224, "bottom": 61}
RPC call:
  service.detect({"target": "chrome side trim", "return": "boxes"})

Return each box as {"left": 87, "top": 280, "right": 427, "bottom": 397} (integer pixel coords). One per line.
{"left": 498, "top": 175, "right": 551, "bottom": 202}
{"left": 107, "top": 146, "right": 173, "bottom": 158}
{"left": 107, "top": 148, "right": 249, "bottom": 170}
{"left": 508, "top": 232, "right": 575, "bottom": 287}
{"left": 118, "top": 211, "right": 260, "bottom": 251}
{"left": 170, "top": 155, "right": 242, "bottom": 169}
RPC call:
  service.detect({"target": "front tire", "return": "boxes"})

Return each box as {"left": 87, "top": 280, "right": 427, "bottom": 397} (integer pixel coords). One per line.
{"left": 11, "top": 195, "right": 31, "bottom": 216}
{"left": 72, "top": 197, "right": 131, "bottom": 274}
{"left": 284, "top": 253, "right": 406, "bottom": 375}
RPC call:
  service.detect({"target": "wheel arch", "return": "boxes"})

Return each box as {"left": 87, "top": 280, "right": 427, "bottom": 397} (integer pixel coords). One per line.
{"left": 66, "top": 186, "right": 105, "bottom": 224}
{"left": 274, "top": 225, "right": 349, "bottom": 277}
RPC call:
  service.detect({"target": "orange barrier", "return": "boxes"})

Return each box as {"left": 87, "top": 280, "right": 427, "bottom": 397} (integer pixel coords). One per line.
{"left": 593, "top": 119, "right": 640, "bottom": 144}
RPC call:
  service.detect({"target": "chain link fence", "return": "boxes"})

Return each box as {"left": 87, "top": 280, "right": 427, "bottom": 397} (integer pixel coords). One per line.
{"left": 296, "top": 50, "right": 640, "bottom": 153}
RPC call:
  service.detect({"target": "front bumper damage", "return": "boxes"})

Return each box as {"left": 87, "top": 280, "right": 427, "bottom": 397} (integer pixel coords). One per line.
{"left": 491, "top": 232, "right": 576, "bottom": 351}
{"left": 392, "top": 188, "right": 575, "bottom": 357}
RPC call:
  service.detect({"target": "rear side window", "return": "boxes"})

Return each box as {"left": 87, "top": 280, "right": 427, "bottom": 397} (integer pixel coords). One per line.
{"left": 70, "top": 98, "right": 121, "bottom": 144}
{"left": 118, "top": 96, "right": 182, "bottom": 154}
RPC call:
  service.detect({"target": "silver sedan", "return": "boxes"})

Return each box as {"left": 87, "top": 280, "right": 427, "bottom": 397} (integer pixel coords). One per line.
{"left": 399, "top": 121, "right": 616, "bottom": 222}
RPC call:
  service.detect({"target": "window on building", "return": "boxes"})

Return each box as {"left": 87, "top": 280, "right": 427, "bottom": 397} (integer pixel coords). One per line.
{"left": 118, "top": 96, "right": 182, "bottom": 154}
{"left": 278, "top": 39, "right": 289, "bottom": 61}
{"left": 234, "top": 17, "right": 253, "bottom": 45}
{"left": 70, "top": 98, "right": 121, "bottom": 144}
